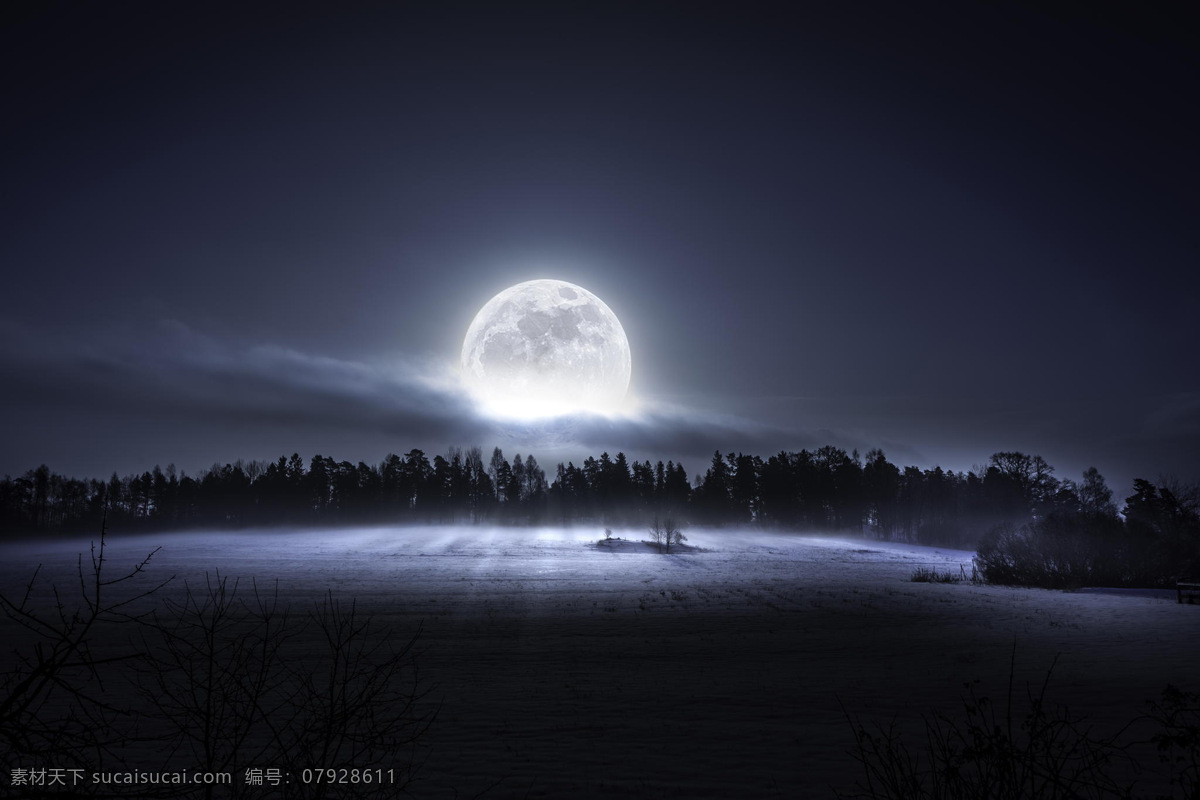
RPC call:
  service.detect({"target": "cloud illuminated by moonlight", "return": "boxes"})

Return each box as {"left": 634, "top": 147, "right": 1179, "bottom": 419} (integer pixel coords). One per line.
{"left": 0, "top": 317, "right": 902, "bottom": 475}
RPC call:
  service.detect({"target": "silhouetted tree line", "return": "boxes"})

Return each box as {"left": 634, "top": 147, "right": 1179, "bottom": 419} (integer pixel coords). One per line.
{"left": 2, "top": 447, "right": 1197, "bottom": 583}
{"left": 0, "top": 448, "right": 550, "bottom": 534}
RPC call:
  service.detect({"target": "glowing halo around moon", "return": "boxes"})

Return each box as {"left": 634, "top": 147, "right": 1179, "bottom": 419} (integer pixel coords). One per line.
{"left": 461, "top": 279, "right": 632, "bottom": 419}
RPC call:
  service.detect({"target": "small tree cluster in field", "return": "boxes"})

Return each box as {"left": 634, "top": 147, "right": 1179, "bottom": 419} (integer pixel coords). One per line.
{"left": 649, "top": 517, "right": 686, "bottom": 553}
{"left": 975, "top": 477, "right": 1200, "bottom": 589}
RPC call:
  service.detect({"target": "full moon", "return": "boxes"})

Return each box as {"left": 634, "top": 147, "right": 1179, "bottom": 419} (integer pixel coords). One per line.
{"left": 461, "top": 279, "right": 632, "bottom": 418}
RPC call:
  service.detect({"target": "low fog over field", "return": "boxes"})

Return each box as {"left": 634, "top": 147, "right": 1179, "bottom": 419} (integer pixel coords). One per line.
{"left": 2, "top": 527, "right": 1194, "bottom": 798}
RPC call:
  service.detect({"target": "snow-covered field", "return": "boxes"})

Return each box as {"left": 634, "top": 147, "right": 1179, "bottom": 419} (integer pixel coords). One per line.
{"left": 2, "top": 526, "right": 1195, "bottom": 798}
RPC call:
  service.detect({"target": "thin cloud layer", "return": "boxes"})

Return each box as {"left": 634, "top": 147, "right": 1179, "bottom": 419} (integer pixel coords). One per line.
{"left": 2, "top": 318, "right": 1191, "bottom": 495}
{"left": 0, "top": 320, "right": 869, "bottom": 479}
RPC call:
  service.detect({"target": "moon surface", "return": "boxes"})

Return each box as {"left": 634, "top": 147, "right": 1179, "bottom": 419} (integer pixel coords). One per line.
{"left": 461, "top": 279, "right": 632, "bottom": 418}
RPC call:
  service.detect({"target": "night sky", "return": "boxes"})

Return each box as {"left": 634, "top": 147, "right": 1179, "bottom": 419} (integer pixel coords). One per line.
{"left": 2, "top": 3, "right": 1197, "bottom": 496}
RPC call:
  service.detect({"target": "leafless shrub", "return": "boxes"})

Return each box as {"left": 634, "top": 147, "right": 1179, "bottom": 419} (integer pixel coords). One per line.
{"left": 840, "top": 651, "right": 1141, "bottom": 800}
{"left": 648, "top": 517, "right": 686, "bottom": 554}
{"left": 909, "top": 567, "right": 961, "bottom": 584}
{"left": 1, "top": 520, "right": 435, "bottom": 799}
{"left": 138, "top": 578, "right": 435, "bottom": 798}
{"left": 1146, "top": 684, "right": 1200, "bottom": 798}
{"left": 0, "top": 517, "right": 171, "bottom": 796}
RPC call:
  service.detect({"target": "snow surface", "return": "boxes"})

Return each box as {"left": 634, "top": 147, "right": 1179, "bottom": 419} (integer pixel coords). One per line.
{"left": 2, "top": 526, "right": 1196, "bottom": 798}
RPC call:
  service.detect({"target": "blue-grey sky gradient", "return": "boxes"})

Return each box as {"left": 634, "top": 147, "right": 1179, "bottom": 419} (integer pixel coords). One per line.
{"left": 2, "top": 3, "right": 1196, "bottom": 495}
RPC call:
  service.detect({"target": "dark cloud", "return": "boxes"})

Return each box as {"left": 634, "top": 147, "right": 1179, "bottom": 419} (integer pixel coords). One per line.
{"left": 0, "top": 320, "right": 477, "bottom": 476}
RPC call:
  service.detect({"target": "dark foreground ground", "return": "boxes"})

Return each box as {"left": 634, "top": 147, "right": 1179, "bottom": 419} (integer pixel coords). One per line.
{"left": 1, "top": 527, "right": 1194, "bottom": 798}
